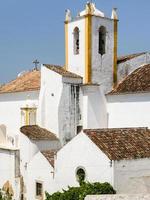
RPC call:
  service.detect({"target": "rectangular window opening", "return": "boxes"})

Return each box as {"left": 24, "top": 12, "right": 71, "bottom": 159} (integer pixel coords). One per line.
{"left": 36, "top": 182, "right": 43, "bottom": 198}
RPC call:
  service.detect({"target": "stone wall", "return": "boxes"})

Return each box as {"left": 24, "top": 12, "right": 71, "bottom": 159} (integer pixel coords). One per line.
{"left": 85, "top": 195, "right": 150, "bottom": 200}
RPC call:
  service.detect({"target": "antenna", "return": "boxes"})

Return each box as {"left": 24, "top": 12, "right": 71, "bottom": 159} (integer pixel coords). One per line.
{"left": 32, "top": 59, "right": 40, "bottom": 70}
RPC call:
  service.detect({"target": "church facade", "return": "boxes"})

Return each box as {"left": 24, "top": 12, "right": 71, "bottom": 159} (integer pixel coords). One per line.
{"left": 0, "top": 2, "right": 150, "bottom": 200}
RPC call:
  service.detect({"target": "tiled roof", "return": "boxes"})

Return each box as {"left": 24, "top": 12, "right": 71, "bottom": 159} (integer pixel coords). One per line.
{"left": 20, "top": 125, "right": 58, "bottom": 140}
{"left": 117, "top": 52, "right": 146, "bottom": 64}
{"left": 41, "top": 150, "right": 57, "bottom": 167}
{"left": 0, "top": 70, "right": 40, "bottom": 94}
{"left": 84, "top": 127, "right": 150, "bottom": 160}
{"left": 109, "top": 64, "right": 150, "bottom": 94}
{"left": 44, "top": 64, "right": 82, "bottom": 78}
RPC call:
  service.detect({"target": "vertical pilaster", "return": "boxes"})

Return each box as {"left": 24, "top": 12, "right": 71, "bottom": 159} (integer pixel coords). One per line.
{"left": 85, "top": 14, "right": 92, "bottom": 83}
{"left": 65, "top": 22, "right": 69, "bottom": 70}
{"left": 113, "top": 19, "right": 118, "bottom": 88}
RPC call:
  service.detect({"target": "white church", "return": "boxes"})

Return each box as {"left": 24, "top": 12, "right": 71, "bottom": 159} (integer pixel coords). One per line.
{"left": 0, "top": 2, "right": 150, "bottom": 200}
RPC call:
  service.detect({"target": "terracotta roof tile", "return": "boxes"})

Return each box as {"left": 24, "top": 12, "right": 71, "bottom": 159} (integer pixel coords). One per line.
{"left": 109, "top": 64, "right": 150, "bottom": 94}
{"left": 84, "top": 127, "right": 150, "bottom": 160}
{"left": 0, "top": 70, "right": 40, "bottom": 94}
{"left": 44, "top": 64, "right": 82, "bottom": 78}
{"left": 117, "top": 52, "right": 146, "bottom": 64}
{"left": 41, "top": 150, "right": 57, "bottom": 167}
{"left": 20, "top": 125, "right": 58, "bottom": 140}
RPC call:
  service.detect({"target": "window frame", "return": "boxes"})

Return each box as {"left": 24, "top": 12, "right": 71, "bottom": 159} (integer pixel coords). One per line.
{"left": 75, "top": 167, "right": 86, "bottom": 184}
{"left": 21, "top": 107, "right": 37, "bottom": 126}
{"left": 73, "top": 27, "right": 80, "bottom": 55}
{"left": 98, "top": 26, "right": 106, "bottom": 55}
{"left": 35, "top": 181, "right": 43, "bottom": 199}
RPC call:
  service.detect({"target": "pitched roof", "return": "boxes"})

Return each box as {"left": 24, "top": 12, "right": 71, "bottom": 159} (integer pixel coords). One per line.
{"left": 117, "top": 52, "right": 146, "bottom": 64}
{"left": 20, "top": 125, "right": 58, "bottom": 140}
{"left": 44, "top": 64, "right": 82, "bottom": 78}
{"left": 0, "top": 70, "right": 40, "bottom": 94}
{"left": 41, "top": 150, "right": 57, "bottom": 167}
{"left": 109, "top": 64, "right": 150, "bottom": 94}
{"left": 84, "top": 127, "right": 150, "bottom": 161}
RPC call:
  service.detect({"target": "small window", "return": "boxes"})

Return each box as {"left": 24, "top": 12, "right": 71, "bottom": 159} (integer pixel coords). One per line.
{"left": 73, "top": 27, "right": 80, "bottom": 55}
{"left": 98, "top": 26, "right": 106, "bottom": 55}
{"left": 77, "top": 126, "right": 83, "bottom": 134}
{"left": 76, "top": 168, "right": 86, "bottom": 185}
{"left": 36, "top": 182, "right": 43, "bottom": 198}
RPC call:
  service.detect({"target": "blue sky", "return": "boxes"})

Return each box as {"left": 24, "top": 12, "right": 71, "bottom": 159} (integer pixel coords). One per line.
{"left": 0, "top": 0, "right": 149, "bottom": 84}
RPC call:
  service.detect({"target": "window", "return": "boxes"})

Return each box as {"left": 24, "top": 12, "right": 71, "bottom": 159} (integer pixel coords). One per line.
{"left": 77, "top": 126, "right": 83, "bottom": 134}
{"left": 21, "top": 107, "right": 37, "bottom": 126}
{"left": 98, "top": 26, "right": 106, "bottom": 55}
{"left": 73, "top": 27, "right": 80, "bottom": 55}
{"left": 36, "top": 182, "right": 43, "bottom": 198}
{"left": 76, "top": 167, "right": 86, "bottom": 185}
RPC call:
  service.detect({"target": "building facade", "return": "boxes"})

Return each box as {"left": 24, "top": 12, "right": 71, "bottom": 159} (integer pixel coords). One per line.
{"left": 0, "top": 2, "right": 150, "bottom": 199}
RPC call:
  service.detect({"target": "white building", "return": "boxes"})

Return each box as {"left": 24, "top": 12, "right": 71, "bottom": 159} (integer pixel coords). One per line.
{"left": 0, "top": 2, "right": 150, "bottom": 199}
{"left": 54, "top": 128, "right": 150, "bottom": 194}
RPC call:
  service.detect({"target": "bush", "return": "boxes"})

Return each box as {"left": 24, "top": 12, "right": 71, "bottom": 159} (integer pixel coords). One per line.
{"left": 45, "top": 182, "right": 116, "bottom": 200}
{"left": 0, "top": 189, "right": 12, "bottom": 200}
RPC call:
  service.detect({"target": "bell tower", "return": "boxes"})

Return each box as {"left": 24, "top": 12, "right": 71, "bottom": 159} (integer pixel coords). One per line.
{"left": 65, "top": 3, "right": 118, "bottom": 93}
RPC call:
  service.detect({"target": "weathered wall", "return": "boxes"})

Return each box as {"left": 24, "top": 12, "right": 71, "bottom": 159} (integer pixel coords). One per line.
{"left": 117, "top": 53, "right": 150, "bottom": 83}
{"left": 33, "top": 140, "right": 60, "bottom": 151}
{"left": 107, "top": 93, "right": 150, "bottom": 128}
{"left": 85, "top": 194, "right": 150, "bottom": 200}
{"left": 40, "top": 66, "right": 82, "bottom": 144}
{"left": 92, "top": 16, "right": 114, "bottom": 93}
{"left": 114, "top": 158, "right": 150, "bottom": 194}
{"left": 58, "top": 82, "right": 81, "bottom": 144}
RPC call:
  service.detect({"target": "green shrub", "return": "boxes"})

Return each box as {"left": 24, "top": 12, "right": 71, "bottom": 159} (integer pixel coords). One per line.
{"left": 45, "top": 182, "right": 116, "bottom": 200}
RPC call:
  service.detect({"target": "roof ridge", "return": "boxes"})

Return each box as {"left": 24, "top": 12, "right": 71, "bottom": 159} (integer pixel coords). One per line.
{"left": 20, "top": 125, "right": 59, "bottom": 141}
{"left": 117, "top": 52, "right": 146, "bottom": 64}
{"left": 0, "top": 70, "right": 40, "bottom": 94}
{"left": 44, "top": 64, "right": 82, "bottom": 78}
{"left": 84, "top": 128, "right": 150, "bottom": 161}
{"left": 108, "top": 64, "right": 150, "bottom": 95}
{"left": 84, "top": 127, "right": 149, "bottom": 132}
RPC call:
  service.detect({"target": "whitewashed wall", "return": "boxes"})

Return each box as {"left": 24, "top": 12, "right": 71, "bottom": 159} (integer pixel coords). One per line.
{"left": 0, "top": 91, "right": 39, "bottom": 138}
{"left": 0, "top": 148, "right": 19, "bottom": 199}
{"left": 40, "top": 65, "right": 82, "bottom": 144}
{"left": 27, "top": 152, "right": 55, "bottom": 200}
{"left": 114, "top": 158, "right": 150, "bottom": 194}
{"left": 107, "top": 93, "right": 150, "bottom": 128}
{"left": 39, "top": 66, "right": 63, "bottom": 138}
{"left": 19, "top": 134, "right": 59, "bottom": 200}
{"left": 82, "top": 85, "right": 107, "bottom": 129}
{"left": 54, "top": 132, "right": 113, "bottom": 191}
{"left": 20, "top": 133, "right": 39, "bottom": 169}
{"left": 67, "top": 17, "right": 85, "bottom": 79}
